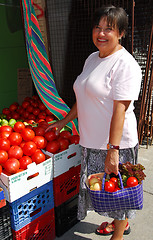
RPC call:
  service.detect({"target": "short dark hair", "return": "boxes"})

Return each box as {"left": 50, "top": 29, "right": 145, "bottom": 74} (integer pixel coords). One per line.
{"left": 92, "top": 5, "right": 128, "bottom": 35}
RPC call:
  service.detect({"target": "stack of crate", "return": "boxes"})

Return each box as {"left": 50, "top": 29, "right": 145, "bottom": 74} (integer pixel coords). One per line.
{"left": 44, "top": 143, "right": 81, "bottom": 237}
{"left": 0, "top": 158, "right": 55, "bottom": 240}
{"left": 0, "top": 188, "right": 13, "bottom": 240}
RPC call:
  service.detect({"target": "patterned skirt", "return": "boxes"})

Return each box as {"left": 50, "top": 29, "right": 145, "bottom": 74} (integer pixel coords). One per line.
{"left": 77, "top": 144, "right": 139, "bottom": 221}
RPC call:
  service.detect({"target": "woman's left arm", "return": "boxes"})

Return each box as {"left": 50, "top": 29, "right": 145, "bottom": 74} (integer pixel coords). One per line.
{"left": 105, "top": 100, "right": 131, "bottom": 175}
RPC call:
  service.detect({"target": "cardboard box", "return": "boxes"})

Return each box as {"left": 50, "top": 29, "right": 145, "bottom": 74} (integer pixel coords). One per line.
{"left": 44, "top": 144, "right": 81, "bottom": 178}
{"left": 0, "top": 158, "right": 53, "bottom": 203}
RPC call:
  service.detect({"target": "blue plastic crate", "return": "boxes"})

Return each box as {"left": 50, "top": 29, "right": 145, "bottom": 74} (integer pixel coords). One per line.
{"left": 9, "top": 181, "right": 54, "bottom": 231}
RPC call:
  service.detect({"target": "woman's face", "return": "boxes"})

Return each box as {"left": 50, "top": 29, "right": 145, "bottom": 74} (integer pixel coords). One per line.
{"left": 92, "top": 17, "right": 122, "bottom": 58}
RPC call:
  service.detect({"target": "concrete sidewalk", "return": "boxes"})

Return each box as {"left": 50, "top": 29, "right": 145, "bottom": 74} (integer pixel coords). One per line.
{"left": 55, "top": 145, "right": 153, "bottom": 240}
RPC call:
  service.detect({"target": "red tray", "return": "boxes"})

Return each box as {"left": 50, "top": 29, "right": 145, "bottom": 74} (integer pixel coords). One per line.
{"left": 53, "top": 164, "right": 81, "bottom": 207}
{"left": 12, "top": 208, "right": 55, "bottom": 240}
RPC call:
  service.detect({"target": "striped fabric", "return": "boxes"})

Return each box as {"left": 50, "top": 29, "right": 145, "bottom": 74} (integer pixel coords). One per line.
{"left": 21, "top": 0, "right": 78, "bottom": 135}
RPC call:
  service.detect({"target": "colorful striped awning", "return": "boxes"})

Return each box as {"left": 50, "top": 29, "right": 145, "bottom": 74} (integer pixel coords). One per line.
{"left": 21, "top": 0, "right": 78, "bottom": 135}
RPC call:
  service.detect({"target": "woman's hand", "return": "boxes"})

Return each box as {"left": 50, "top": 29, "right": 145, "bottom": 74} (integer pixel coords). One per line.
{"left": 45, "top": 119, "right": 66, "bottom": 135}
{"left": 104, "top": 149, "right": 119, "bottom": 175}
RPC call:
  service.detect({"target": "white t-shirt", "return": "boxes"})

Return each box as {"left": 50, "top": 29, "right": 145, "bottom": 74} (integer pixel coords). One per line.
{"left": 73, "top": 48, "right": 142, "bottom": 150}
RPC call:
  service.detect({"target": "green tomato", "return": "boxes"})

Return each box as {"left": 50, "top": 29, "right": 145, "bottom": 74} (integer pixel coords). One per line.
{"left": 1, "top": 119, "right": 9, "bottom": 126}
{"left": 8, "top": 119, "right": 16, "bottom": 127}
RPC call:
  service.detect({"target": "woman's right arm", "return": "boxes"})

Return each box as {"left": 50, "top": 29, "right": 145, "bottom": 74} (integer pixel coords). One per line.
{"left": 45, "top": 102, "right": 77, "bottom": 134}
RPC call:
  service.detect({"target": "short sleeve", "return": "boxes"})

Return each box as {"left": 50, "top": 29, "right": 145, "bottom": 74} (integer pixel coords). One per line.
{"left": 112, "top": 55, "right": 142, "bottom": 101}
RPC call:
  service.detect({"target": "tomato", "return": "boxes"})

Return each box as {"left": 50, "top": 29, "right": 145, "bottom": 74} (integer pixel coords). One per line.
{"left": 69, "top": 135, "right": 80, "bottom": 145}
{"left": 27, "top": 120, "right": 36, "bottom": 125}
{"left": 38, "top": 121, "right": 49, "bottom": 129}
{"left": 33, "top": 136, "right": 47, "bottom": 149}
{"left": 44, "top": 130, "right": 57, "bottom": 142}
{"left": 58, "top": 138, "right": 69, "bottom": 151}
{"left": 19, "top": 156, "right": 32, "bottom": 170}
{"left": 23, "top": 141, "right": 37, "bottom": 156}
{"left": 32, "top": 95, "right": 40, "bottom": 101}
{"left": 20, "top": 141, "right": 26, "bottom": 148}
{"left": 4, "top": 158, "right": 20, "bottom": 174}
{"left": 17, "top": 106, "right": 24, "bottom": 115}
{"left": 0, "top": 150, "right": 8, "bottom": 164}
{"left": 0, "top": 125, "right": 13, "bottom": 133}
{"left": 0, "top": 165, "right": 2, "bottom": 175}
{"left": 11, "top": 112, "right": 20, "bottom": 120}
{"left": 104, "top": 180, "right": 115, "bottom": 192}
{"left": 38, "top": 112, "right": 46, "bottom": 120}
{"left": 21, "top": 128, "right": 35, "bottom": 141}
{"left": 46, "top": 140, "right": 60, "bottom": 154}
{"left": 31, "top": 101, "right": 38, "bottom": 108}
{"left": 45, "top": 109, "right": 52, "bottom": 116}
{"left": 33, "top": 108, "right": 40, "bottom": 116}
{"left": 60, "top": 130, "right": 71, "bottom": 139}
{"left": 38, "top": 103, "right": 46, "bottom": 111}
{"left": 28, "top": 114, "right": 36, "bottom": 120}
{"left": 2, "top": 169, "right": 11, "bottom": 176}
{"left": 45, "top": 116, "right": 55, "bottom": 122}
{"left": 2, "top": 108, "right": 10, "bottom": 115}
{"left": 22, "top": 101, "right": 30, "bottom": 109}
{"left": 6, "top": 113, "right": 12, "bottom": 120}
{"left": 109, "top": 177, "right": 118, "bottom": 188}
{"left": 126, "top": 177, "right": 138, "bottom": 187}
{"left": 8, "top": 132, "right": 22, "bottom": 146}
{"left": 0, "top": 132, "right": 11, "bottom": 139}
{"left": 13, "top": 122, "right": 25, "bottom": 133}
{"left": 26, "top": 105, "right": 34, "bottom": 113}
{"left": 32, "top": 151, "right": 45, "bottom": 164}
{"left": 0, "top": 138, "right": 10, "bottom": 151}
{"left": 34, "top": 126, "right": 45, "bottom": 136}
{"left": 8, "top": 146, "right": 23, "bottom": 159}
{"left": 114, "top": 186, "right": 121, "bottom": 191}
{"left": 9, "top": 103, "right": 18, "bottom": 112}
{"left": 23, "top": 111, "right": 30, "bottom": 119}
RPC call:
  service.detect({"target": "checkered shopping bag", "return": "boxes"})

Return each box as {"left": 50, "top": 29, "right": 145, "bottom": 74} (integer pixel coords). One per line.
{"left": 86, "top": 172, "right": 143, "bottom": 212}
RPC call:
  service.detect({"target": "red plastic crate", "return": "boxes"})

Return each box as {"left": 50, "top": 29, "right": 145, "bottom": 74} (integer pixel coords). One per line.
{"left": 53, "top": 164, "right": 81, "bottom": 207}
{"left": 12, "top": 208, "right": 55, "bottom": 240}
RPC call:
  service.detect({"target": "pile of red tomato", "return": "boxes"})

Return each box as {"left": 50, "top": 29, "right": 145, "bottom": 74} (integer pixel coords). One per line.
{"left": 104, "top": 176, "right": 139, "bottom": 192}
{"left": 2, "top": 95, "right": 56, "bottom": 123}
{"left": 0, "top": 120, "right": 80, "bottom": 176}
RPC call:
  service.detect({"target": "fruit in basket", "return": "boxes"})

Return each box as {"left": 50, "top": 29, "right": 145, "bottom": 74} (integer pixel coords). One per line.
{"left": 104, "top": 180, "right": 116, "bottom": 192}
{"left": 126, "top": 176, "right": 138, "bottom": 187}
{"left": 88, "top": 175, "right": 102, "bottom": 186}
{"left": 90, "top": 182, "right": 102, "bottom": 191}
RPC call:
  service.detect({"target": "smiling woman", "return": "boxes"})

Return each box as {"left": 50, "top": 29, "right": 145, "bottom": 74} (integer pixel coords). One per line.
{"left": 45, "top": 5, "right": 142, "bottom": 240}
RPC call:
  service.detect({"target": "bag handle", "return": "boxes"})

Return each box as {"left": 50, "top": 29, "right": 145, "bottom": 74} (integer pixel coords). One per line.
{"left": 102, "top": 172, "right": 124, "bottom": 192}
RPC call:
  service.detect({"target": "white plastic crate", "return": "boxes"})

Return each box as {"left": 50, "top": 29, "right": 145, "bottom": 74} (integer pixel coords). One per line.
{"left": 0, "top": 158, "right": 53, "bottom": 202}
{"left": 44, "top": 144, "right": 81, "bottom": 177}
